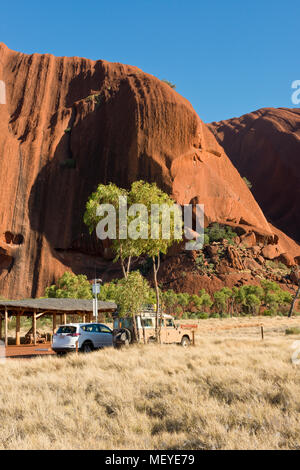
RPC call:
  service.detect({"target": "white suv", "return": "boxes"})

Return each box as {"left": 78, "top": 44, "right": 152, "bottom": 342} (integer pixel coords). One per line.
{"left": 52, "top": 323, "right": 113, "bottom": 355}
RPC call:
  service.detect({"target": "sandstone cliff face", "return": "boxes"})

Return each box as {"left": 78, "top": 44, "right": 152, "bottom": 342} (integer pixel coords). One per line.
{"left": 208, "top": 107, "right": 300, "bottom": 243}
{"left": 0, "top": 44, "right": 299, "bottom": 298}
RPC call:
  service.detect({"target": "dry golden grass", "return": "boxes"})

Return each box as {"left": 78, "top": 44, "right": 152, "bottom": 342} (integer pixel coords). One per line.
{"left": 1, "top": 317, "right": 300, "bottom": 450}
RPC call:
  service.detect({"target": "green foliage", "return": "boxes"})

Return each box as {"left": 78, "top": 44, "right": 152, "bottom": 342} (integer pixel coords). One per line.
{"left": 285, "top": 327, "right": 300, "bottom": 335}
{"left": 203, "top": 233, "right": 210, "bottom": 245}
{"left": 266, "top": 260, "right": 291, "bottom": 274}
{"left": 161, "top": 79, "right": 176, "bottom": 89}
{"left": 45, "top": 271, "right": 153, "bottom": 320}
{"left": 162, "top": 289, "right": 179, "bottom": 314}
{"left": 160, "top": 281, "right": 293, "bottom": 319}
{"left": 128, "top": 180, "right": 182, "bottom": 258}
{"left": 85, "top": 93, "right": 102, "bottom": 106}
{"left": 84, "top": 181, "right": 182, "bottom": 267}
{"left": 204, "top": 223, "right": 237, "bottom": 244}
{"left": 261, "top": 280, "right": 292, "bottom": 314}
{"left": 64, "top": 127, "right": 72, "bottom": 133}
{"left": 243, "top": 177, "right": 252, "bottom": 189}
{"left": 83, "top": 183, "right": 140, "bottom": 276}
{"left": 60, "top": 158, "right": 76, "bottom": 169}
{"left": 161, "top": 289, "right": 213, "bottom": 318}
{"left": 195, "top": 252, "right": 215, "bottom": 274}
{"left": 213, "top": 288, "right": 233, "bottom": 316}
{"left": 45, "top": 272, "right": 92, "bottom": 299}
{"left": 244, "top": 293, "right": 261, "bottom": 314}
{"left": 44, "top": 271, "right": 294, "bottom": 320}
{"left": 84, "top": 180, "right": 183, "bottom": 321}
{"left": 84, "top": 182, "right": 126, "bottom": 235}
{"left": 197, "top": 312, "right": 209, "bottom": 319}
{"left": 106, "top": 271, "right": 152, "bottom": 318}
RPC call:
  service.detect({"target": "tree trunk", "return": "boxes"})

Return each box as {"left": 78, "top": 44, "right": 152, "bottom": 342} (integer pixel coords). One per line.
{"left": 288, "top": 283, "right": 300, "bottom": 318}
{"left": 119, "top": 245, "right": 127, "bottom": 279}
{"left": 132, "top": 313, "right": 139, "bottom": 343}
{"left": 119, "top": 246, "right": 131, "bottom": 279}
{"left": 126, "top": 256, "right": 131, "bottom": 277}
{"left": 153, "top": 254, "right": 160, "bottom": 342}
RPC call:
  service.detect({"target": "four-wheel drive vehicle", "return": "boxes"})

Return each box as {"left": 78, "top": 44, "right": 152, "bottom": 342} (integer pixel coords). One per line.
{"left": 52, "top": 323, "right": 113, "bottom": 354}
{"left": 113, "top": 312, "right": 195, "bottom": 348}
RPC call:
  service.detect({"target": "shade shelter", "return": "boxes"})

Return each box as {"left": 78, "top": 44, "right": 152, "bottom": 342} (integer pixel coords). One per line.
{"left": 0, "top": 298, "right": 117, "bottom": 346}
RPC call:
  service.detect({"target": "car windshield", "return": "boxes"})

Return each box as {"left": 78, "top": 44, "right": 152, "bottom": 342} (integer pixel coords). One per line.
{"left": 141, "top": 318, "right": 154, "bottom": 328}
{"left": 56, "top": 326, "right": 76, "bottom": 334}
{"left": 100, "top": 325, "right": 111, "bottom": 333}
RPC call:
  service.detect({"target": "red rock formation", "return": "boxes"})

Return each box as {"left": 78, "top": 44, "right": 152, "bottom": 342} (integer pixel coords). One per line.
{"left": 0, "top": 44, "right": 299, "bottom": 298}
{"left": 208, "top": 107, "right": 300, "bottom": 243}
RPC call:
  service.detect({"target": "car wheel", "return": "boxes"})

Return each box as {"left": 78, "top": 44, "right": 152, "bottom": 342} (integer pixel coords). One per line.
{"left": 82, "top": 342, "right": 93, "bottom": 353}
{"left": 181, "top": 336, "right": 191, "bottom": 348}
{"left": 57, "top": 352, "right": 66, "bottom": 357}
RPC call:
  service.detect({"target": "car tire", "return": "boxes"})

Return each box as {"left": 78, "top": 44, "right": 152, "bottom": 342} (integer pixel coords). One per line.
{"left": 181, "top": 336, "right": 191, "bottom": 348}
{"left": 81, "top": 341, "right": 93, "bottom": 353}
{"left": 116, "top": 328, "right": 132, "bottom": 346}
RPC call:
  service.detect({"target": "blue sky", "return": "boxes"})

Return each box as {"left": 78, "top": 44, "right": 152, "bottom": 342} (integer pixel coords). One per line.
{"left": 1, "top": 0, "right": 299, "bottom": 122}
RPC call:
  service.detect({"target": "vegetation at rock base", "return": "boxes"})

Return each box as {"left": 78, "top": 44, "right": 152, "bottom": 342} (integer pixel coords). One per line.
{"left": 44, "top": 273, "right": 295, "bottom": 319}
{"left": 204, "top": 223, "right": 237, "bottom": 245}
{"left": 45, "top": 272, "right": 92, "bottom": 299}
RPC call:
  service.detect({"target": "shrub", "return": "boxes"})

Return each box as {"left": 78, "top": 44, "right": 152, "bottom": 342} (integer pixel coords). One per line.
{"left": 263, "top": 309, "right": 277, "bottom": 317}
{"left": 285, "top": 327, "right": 300, "bottom": 335}
{"left": 161, "top": 79, "right": 176, "bottom": 89}
{"left": 266, "top": 260, "right": 290, "bottom": 274}
{"left": 243, "top": 177, "right": 252, "bottom": 189}
{"left": 85, "top": 93, "right": 102, "bottom": 106}
{"left": 45, "top": 272, "right": 92, "bottom": 299}
{"left": 210, "top": 312, "right": 220, "bottom": 318}
{"left": 197, "top": 312, "right": 209, "bottom": 319}
{"left": 195, "top": 252, "right": 215, "bottom": 274}
{"left": 205, "top": 223, "right": 237, "bottom": 244}
{"left": 111, "top": 271, "right": 152, "bottom": 318}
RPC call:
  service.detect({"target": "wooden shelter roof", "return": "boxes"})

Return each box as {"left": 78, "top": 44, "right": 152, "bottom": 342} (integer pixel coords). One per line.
{"left": 0, "top": 298, "right": 117, "bottom": 314}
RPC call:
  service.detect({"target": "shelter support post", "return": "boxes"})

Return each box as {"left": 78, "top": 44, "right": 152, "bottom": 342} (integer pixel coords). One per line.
{"left": 16, "top": 313, "right": 21, "bottom": 346}
{"left": 33, "top": 311, "right": 37, "bottom": 345}
{"left": 4, "top": 307, "right": 8, "bottom": 348}
{"left": 52, "top": 313, "right": 57, "bottom": 334}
